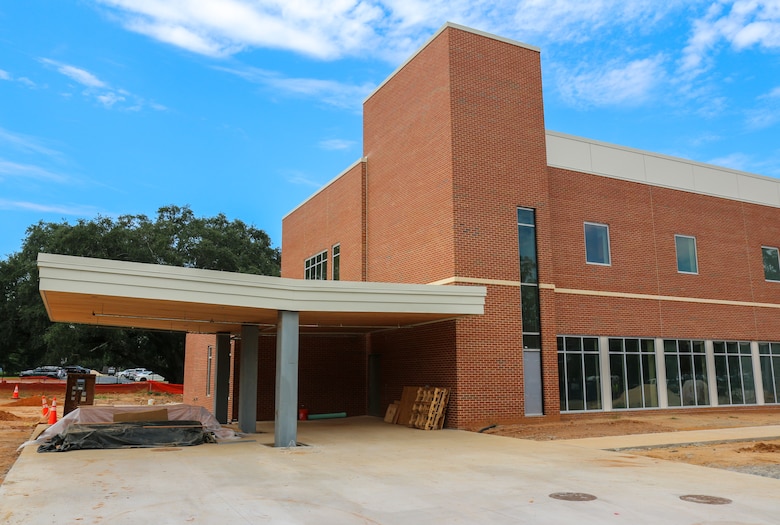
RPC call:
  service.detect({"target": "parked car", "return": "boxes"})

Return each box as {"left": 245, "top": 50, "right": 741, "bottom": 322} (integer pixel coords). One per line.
{"left": 135, "top": 371, "right": 165, "bottom": 382}
{"left": 117, "top": 368, "right": 149, "bottom": 381}
{"left": 62, "top": 365, "right": 92, "bottom": 375}
{"left": 19, "top": 366, "right": 63, "bottom": 378}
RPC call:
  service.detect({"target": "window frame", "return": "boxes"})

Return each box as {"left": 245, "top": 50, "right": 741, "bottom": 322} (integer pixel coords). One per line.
{"left": 332, "top": 243, "right": 340, "bottom": 281}
{"left": 674, "top": 234, "right": 699, "bottom": 274}
{"left": 762, "top": 246, "right": 780, "bottom": 282}
{"left": 304, "top": 249, "right": 328, "bottom": 280}
{"left": 584, "top": 222, "right": 611, "bottom": 266}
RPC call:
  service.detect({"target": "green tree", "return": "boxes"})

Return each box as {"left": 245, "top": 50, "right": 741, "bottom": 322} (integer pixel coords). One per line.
{"left": 0, "top": 205, "right": 280, "bottom": 382}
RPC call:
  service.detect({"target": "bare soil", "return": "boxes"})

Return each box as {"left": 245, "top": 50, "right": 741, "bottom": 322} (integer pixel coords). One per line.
{"left": 0, "top": 391, "right": 183, "bottom": 485}
{"left": 484, "top": 411, "right": 780, "bottom": 477}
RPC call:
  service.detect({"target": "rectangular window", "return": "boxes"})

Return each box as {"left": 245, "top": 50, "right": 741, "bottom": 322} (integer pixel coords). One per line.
{"left": 675, "top": 235, "right": 698, "bottom": 274}
{"left": 584, "top": 222, "right": 611, "bottom": 265}
{"left": 608, "top": 338, "right": 658, "bottom": 409}
{"left": 713, "top": 341, "right": 756, "bottom": 405}
{"left": 759, "top": 342, "right": 780, "bottom": 404}
{"left": 332, "top": 244, "right": 340, "bottom": 281}
{"left": 763, "top": 246, "right": 780, "bottom": 282}
{"left": 557, "top": 336, "right": 602, "bottom": 412}
{"left": 304, "top": 250, "right": 328, "bottom": 280}
{"left": 663, "top": 339, "right": 709, "bottom": 407}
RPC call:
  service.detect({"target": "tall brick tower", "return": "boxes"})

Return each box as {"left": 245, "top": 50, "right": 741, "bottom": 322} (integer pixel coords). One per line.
{"left": 363, "top": 24, "right": 557, "bottom": 425}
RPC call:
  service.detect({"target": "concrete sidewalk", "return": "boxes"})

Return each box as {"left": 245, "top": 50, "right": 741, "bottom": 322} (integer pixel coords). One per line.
{"left": 556, "top": 424, "right": 780, "bottom": 450}
{"left": 1, "top": 416, "right": 778, "bottom": 524}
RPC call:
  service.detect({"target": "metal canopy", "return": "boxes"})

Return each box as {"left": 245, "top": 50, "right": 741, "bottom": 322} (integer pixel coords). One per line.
{"left": 37, "top": 253, "right": 487, "bottom": 334}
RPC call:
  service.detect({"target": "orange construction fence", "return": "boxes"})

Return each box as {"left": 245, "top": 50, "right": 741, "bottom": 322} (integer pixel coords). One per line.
{"left": 1, "top": 380, "right": 183, "bottom": 396}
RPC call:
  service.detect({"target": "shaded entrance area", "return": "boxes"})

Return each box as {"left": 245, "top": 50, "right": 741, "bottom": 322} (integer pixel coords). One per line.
{"left": 37, "top": 253, "right": 486, "bottom": 446}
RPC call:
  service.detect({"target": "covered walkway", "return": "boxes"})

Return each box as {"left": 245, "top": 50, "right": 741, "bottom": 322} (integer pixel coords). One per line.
{"left": 36, "top": 253, "right": 486, "bottom": 446}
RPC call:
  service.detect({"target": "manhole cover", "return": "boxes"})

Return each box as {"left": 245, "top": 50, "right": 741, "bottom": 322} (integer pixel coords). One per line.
{"left": 549, "top": 492, "right": 597, "bottom": 502}
{"left": 679, "top": 495, "right": 732, "bottom": 505}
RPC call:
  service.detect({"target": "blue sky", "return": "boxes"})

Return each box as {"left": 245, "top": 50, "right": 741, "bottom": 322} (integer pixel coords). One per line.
{"left": 1, "top": 1, "right": 779, "bottom": 259}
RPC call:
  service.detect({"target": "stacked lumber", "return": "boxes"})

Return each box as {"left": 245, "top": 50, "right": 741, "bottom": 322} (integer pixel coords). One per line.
{"left": 384, "top": 386, "right": 450, "bottom": 430}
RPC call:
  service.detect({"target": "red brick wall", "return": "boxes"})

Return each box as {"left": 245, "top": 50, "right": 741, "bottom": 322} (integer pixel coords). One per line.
{"left": 184, "top": 333, "right": 237, "bottom": 418}
{"left": 255, "top": 334, "right": 368, "bottom": 420}
{"left": 281, "top": 161, "right": 365, "bottom": 281}
{"left": 363, "top": 28, "right": 455, "bottom": 284}
{"left": 548, "top": 167, "right": 780, "bottom": 341}
{"left": 444, "top": 28, "right": 559, "bottom": 420}
{"left": 370, "top": 321, "right": 458, "bottom": 421}
{"left": 183, "top": 333, "right": 213, "bottom": 409}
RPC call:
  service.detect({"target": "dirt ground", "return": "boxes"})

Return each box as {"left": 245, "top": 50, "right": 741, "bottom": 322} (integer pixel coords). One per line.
{"left": 2, "top": 395, "right": 779, "bottom": 485}
{"left": 0, "top": 391, "right": 183, "bottom": 485}
{"left": 484, "top": 411, "right": 780, "bottom": 478}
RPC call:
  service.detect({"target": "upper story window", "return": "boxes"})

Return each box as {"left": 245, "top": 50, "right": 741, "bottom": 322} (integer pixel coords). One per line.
{"left": 763, "top": 246, "right": 780, "bottom": 282}
{"left": 675, "top": 235, "right": 698, "bottom": 274}
{"left": 304, "top": 250, "right": 328, "bottom": 280}
{"left": 332, "top": 244, "right": 340, "bottom": 281}
{"left": 584, "top": 222, "right": 611, "bottom": 265}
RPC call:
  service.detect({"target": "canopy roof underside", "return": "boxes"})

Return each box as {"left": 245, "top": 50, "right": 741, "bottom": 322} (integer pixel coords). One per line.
{"left": 37, "top": 253, "right": 486, "bottom": 334}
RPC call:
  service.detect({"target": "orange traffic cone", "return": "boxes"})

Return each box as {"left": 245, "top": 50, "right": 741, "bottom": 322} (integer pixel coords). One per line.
{"left": 42, "top": 395, "right": 49, "bottom": 417}
{"left": 48, "top": 397, "right": 58, "bottom": 425}
{"left": 12, "top": 384, "right": 19, "bottom": 399}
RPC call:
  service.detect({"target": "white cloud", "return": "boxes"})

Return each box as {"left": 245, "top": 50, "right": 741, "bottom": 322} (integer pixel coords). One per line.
{"left": 0, "top": 198, "right": 98, "bottom": 216}
{"left": 0, "top": 69, "right": 38, "bottom": 88}
{"left": 707, "top": 151, "right": 753, "bottom": 171}
{"left": 39, "top": 58, "right": 162, "bottom": 111}
{"left": 95, "top": 0, "right": 693, "bottom": 61}
{"left": 40, "top": 58, "right": 106, "bottom": 88}
{"left": 745, "top": 84, "right": 780, "bottom": 129}
{"left": 319, "top": 139, "right": 356, "bottom": 150}
{"left": 0, "top": 159, "right": 69, "bottom": 183}
{"left": 285, "top": 170, "right": 325, "bottom": 187}
{"left": 96, "top": 92, "right": 127, "bottom": 108}
{"left": 215, "top": 66, "right": 373, "bottom": 109}
{"left": 558, "top": 55, "right": 666, "bottom": 107}
{"left": 681, "top": 1, "right": 780, "bottom": 77}
{"left": 0, "top": 127, "right": 62, "bottom": 157}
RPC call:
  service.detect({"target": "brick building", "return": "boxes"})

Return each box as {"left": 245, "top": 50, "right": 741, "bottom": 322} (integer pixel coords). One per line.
{"left": 184, "top": 23, "right": 780, "bottom": 428}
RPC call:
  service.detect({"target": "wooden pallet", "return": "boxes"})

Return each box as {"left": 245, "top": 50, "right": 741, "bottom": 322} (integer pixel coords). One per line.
{"left": 409, "top": 386, "right": 450, "bottom": 430}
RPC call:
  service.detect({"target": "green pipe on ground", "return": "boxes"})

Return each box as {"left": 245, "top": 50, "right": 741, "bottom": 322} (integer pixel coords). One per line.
{"left": 306, "top": 412, "right": 347, "bottom": 420}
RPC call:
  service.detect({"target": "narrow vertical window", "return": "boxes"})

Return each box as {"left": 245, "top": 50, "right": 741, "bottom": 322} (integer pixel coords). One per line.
{"left": 332, "top": 244, "right": 340, "bottom": 281}
{"left": 763, "top": 246, "right": 780, "bottom": 282}
{"left": 584, "top": 222, "right": 611, "bottom": 265}
{"left": 675, "top": 235, "right": 698, "bottom": 274}
{"left": 206, "top": 345, "right": 213, "bottom": 397}
{"left": 518, "top": 208, "right": 540, "bottom": 349}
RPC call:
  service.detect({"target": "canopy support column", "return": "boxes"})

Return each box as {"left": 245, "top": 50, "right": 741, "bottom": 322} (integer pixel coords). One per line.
{"left": 238, "top": 325, "right": 259, "bottom": 433}
{"left": 274, "top": 310, "right": 299, "bottom": 447}
{"left": 213, "top": 332, "right": 231, "bottom": 424}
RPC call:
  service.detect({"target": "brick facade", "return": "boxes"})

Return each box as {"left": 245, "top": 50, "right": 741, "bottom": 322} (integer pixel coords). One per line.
{"left": 187, "top": 23, "right": 780, "bottom": 428}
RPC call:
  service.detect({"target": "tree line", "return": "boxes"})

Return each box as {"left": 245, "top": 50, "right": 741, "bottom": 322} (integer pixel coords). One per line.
{"left": 0, "top": 205, "right": 280, "bottom": 382}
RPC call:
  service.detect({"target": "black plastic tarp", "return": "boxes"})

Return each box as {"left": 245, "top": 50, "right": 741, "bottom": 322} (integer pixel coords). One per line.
{"left": 38, "top": 420, "right": 213, "bottom": 452}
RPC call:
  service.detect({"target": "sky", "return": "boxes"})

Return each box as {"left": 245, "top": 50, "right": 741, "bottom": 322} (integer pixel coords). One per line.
{"left": 1, "top": 1, "right": 779, "bottom": 259}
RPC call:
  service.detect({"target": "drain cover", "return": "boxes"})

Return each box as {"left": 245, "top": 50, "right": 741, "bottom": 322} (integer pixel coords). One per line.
{"left": 679, "top": 495, "right": 732, "bottom": 505}
{"left": 549, "top": 492, "right": 597, "bottom": 502}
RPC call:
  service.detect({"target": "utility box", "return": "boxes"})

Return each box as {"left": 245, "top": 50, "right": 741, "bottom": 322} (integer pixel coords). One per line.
{"left": 64, "top": 373, "right": 96, "bottom": 415}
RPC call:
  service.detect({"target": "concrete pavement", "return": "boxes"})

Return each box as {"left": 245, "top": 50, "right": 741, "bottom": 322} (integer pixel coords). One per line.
{"left": 1, "top": 416, "right": 779, "bottom": 524}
